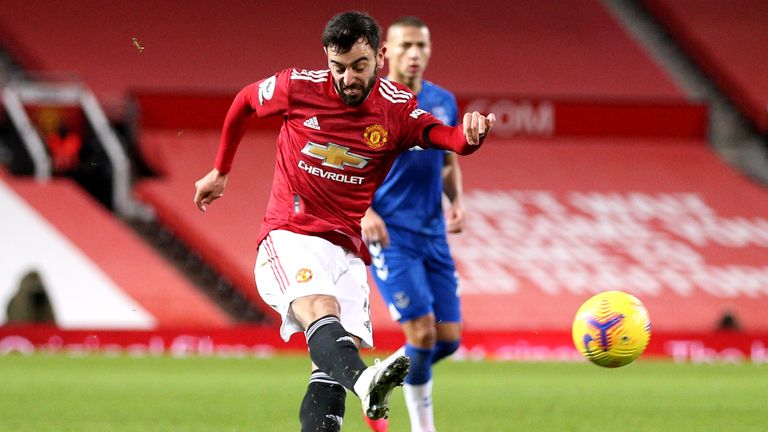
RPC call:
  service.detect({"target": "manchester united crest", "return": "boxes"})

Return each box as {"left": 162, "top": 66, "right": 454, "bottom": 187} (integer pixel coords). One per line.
{"left": 296, "top": 268, "right": 313, "bottom": 283}
{"left": 363, "top": 124, "right": 388, "bottom": 149}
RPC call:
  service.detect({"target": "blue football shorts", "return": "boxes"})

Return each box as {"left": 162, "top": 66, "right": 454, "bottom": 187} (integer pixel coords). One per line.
{"left": 368, "top": 226, "right": 461, "bottom": 323}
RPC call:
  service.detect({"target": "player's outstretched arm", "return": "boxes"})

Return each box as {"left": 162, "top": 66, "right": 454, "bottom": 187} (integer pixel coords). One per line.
{"left": 194, "top": 168, "right": 228, "bottom": 212}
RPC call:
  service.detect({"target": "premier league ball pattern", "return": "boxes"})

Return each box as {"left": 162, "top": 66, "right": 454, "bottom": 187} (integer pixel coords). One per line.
{"left": 572, "top": 290, "right": 651, "bottom": 368}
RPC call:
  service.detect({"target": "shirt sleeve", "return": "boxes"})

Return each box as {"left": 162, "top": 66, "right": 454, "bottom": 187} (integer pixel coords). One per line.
{"left": 397, "top": 96, "right": 483, "bottom": 155}
{"left": 214, "top": 69, "right": 291, "bottom": 173}
{"left": 425, "top": 124, "right": 482, "bottom": 155}
{"left": 251, "top": 69, "right": 291, "bottom": 118}
{"left": 395, "top": 96, "right": 444, "bottom": 151}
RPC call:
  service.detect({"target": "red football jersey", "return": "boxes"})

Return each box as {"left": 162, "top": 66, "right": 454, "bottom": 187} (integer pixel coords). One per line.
{"left": 216, "top": 68, "right": 444, "bottom": 263}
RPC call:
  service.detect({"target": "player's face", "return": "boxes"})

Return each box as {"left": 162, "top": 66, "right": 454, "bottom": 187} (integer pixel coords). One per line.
{"left": 326, "top": 39, "right": 385, "bottom": 106}
{"left": 385, "top": 25, "right": 431, "bottom": 82}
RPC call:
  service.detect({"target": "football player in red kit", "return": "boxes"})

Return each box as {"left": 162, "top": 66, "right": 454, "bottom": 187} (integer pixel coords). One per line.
{"left": 194, "top": 11, "right": 495, "bottom": 432}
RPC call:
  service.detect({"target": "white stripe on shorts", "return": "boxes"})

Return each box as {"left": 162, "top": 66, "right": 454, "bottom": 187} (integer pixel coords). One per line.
{"left": 264, "top": 235, "right": 289, "bottom": 293}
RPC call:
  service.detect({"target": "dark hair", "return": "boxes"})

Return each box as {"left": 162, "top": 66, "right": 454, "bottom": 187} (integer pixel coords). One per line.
{"left": 390, "top": 16, "right": 427, "bottom": 29}
{"left": 322, "top": 11, "right": 382, "bottom": 54}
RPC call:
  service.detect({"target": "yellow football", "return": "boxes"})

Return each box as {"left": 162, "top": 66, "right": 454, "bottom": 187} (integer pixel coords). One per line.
{"left": 572, "top": 290, "right": 651, "bottom": 367}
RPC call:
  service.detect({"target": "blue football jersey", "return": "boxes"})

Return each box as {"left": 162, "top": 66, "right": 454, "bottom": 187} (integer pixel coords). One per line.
{"left": 371, "top": 80, "right": 459, "bottom": 236}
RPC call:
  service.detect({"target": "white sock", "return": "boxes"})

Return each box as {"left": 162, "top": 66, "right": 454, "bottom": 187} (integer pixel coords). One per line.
{"left": 403, "top": 379, "right": 435, "bottom": 432}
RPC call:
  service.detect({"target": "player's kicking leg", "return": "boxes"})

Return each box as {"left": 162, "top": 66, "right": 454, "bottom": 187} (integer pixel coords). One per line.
{"left": 297, "top": 315, "right": 409, "bottom": 431}
{"left": 255, "top": 231, "right": 410, "bottom": 428}
{"left": 298, "top": 311, "right": 410, "bottom": 422}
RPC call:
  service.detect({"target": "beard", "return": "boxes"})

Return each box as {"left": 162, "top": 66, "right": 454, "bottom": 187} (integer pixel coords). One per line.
{"left": 335, "top": 71, "right": 378, "bottom": 106}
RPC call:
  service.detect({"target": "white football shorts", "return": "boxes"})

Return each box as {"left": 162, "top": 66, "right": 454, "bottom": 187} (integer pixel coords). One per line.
{"left": 255, "top": 229, "right": 373, "bottom": 348}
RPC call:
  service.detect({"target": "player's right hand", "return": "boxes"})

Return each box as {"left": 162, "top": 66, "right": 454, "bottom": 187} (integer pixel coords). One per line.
{"left": 463, "top": 112, "right": 496, "bottom": 145}
{"left": 194, "top": 168, "right": 228, "bottom": 212}
{"left": 361, "top": 208, "right": 390, "bottom": 247}
{"left": 445, "top": 200, "right": 465, "bottom": 234}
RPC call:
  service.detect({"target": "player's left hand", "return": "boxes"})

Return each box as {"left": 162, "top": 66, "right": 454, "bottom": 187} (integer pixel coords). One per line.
{"left": 463, "top": 112, "right": 496, "bottom": 145}
{"left": 445, "top": 200, "right": 465, "bottom": 234}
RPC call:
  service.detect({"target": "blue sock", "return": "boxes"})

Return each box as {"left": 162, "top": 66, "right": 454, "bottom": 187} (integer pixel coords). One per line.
{"left": 404, "top": 344, "right": 434, "bottom": 385}
{"left": 432, "top": 340, "right": 460, "bottom": 364}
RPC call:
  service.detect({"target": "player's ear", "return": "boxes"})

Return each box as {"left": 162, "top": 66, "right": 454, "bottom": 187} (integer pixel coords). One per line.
{"left": 376, "top": 46, "right": 386, "bottom": 69}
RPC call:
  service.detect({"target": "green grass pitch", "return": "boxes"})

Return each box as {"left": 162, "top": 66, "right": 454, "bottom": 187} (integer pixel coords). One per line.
{"left": 1, "top": 353, "right": 766, "bottom": 431}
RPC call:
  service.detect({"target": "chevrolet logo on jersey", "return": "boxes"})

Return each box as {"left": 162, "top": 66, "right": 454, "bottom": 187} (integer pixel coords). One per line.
{"left": 301, "top": 142, "right": 370, "bottom": 169}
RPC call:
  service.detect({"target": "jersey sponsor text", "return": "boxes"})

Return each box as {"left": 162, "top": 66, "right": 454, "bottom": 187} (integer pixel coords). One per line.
{"left": 298, "top": 160, "right": 364, "bottom": 185}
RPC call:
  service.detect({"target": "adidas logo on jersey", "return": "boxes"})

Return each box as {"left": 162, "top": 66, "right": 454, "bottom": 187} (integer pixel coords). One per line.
{"left": 303, "top": 116, "right": 320, "bottom": 130}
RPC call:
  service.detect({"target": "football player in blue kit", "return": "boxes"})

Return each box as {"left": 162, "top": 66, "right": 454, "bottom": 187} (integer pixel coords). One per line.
{"left": 362, "top": 16, "right": 464, "bottom": 432}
